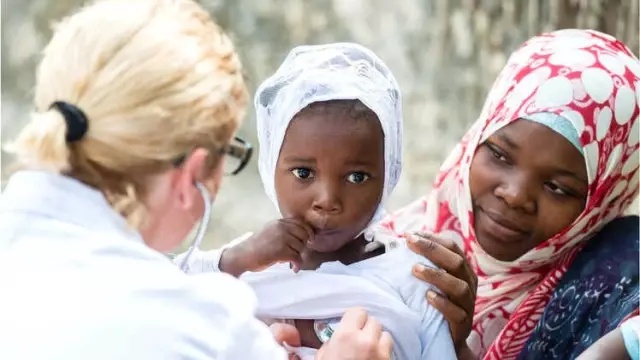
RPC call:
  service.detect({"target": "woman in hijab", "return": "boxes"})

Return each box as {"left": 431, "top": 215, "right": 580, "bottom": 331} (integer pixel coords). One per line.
{"left": 378, "top": 29, "right": 639, "bottom": 359}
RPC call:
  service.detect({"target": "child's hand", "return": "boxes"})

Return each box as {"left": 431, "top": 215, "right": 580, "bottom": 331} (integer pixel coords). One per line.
{"left": 220, "top": 218, "right": 314, "bottom": 276}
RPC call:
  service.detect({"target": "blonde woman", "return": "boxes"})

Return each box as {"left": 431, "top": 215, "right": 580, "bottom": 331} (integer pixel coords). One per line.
{"left": 0, "top": 1, "right": 392, "bottom": 359}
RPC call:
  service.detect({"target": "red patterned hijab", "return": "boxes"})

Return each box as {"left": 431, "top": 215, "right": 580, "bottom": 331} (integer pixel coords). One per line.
{"left": 378, "top": 29, "right": 640, "bottom": 359}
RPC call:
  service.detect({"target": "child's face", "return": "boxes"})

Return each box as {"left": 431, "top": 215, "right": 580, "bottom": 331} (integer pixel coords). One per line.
{"left": 274, "top": 107, "right": 385, "bottom": 252}
{"left": 469, "top": 119, "right": 588, "bottom": 261}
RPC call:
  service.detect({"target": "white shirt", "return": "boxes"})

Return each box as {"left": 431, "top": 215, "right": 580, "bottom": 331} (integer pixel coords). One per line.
{"left": 182, "top": 235, "right": 457, "bottom": 360}
{"left": 0, "top": 171, "right": 287, "bottom": 360}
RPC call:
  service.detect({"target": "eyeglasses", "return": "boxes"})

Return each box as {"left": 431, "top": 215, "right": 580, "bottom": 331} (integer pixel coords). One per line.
{"left": 173, "top": 136, "right": 253, "bottom": 176}
{"left": 222, "top": 136, "right": 253, "bottom": 175}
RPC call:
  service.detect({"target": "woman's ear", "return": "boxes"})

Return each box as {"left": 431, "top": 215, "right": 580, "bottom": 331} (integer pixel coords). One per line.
{"left": 174, "top": 148, "right": 211, "bottom": 210}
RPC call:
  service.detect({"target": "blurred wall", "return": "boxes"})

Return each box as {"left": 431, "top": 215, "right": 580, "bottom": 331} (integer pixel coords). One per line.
{"left": 2, "top": 0, "right": 638, "bottom": 248}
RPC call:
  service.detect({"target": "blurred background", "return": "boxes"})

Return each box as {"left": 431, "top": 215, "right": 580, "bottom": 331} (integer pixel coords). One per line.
{"left": 2, "top": 0, "right": 638, "bottom": 249}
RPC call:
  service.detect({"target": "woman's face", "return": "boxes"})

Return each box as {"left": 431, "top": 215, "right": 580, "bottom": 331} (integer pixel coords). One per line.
{"left": 274, "top": 107, "right": 385, "bottom": 252}
{"left": 142, "top": 148, "right": 224, "bottom": 253}
{"left": 469, "top": 119, "right": 588, "bottom": 261}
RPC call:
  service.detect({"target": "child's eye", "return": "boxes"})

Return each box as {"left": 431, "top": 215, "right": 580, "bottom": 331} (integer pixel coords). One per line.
{"left": 346, "top": 172, "right": 370, "bottom": 184}
{"left": 291, "top": 168, "right": 314, "bottom": 179}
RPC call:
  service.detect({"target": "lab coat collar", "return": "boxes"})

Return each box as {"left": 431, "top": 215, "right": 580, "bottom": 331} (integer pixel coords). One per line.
{"left": 0, "top": 170, "right": 144, "bottom": 243}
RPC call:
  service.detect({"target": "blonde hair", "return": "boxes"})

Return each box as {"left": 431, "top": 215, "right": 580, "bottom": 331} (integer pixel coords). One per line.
{"left": 5, "top": 0, "right": 248, "bottom": 227}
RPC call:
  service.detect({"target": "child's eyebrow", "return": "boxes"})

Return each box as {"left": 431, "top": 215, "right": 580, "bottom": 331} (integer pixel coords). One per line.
{"left": 282, "top": 156, "right": 316, "bottom": 164}
{"left": 345, "top": 159, "right": 376, "bottom": 167}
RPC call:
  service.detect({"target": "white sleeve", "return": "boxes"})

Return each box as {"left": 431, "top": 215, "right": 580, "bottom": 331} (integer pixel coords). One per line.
{"left": 190, "top": 273, "right": 288, "bottom": 360}
{"left": 85, "top": 268, "right": 287, "bottom": 360}
{"left": 172, "top": 247, "right": 225, "bottom": 274}
{"left": 220, "top": 309, "right": 290, "bottom": 360}
{"left": 155, "top": 271, "right": 288, "bottom": 360}
{"left": 173, "top": 232, "right": 254, "bottom": 274}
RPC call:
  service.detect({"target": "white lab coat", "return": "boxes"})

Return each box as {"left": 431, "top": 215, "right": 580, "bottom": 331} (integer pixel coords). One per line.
{"left": 0, "top": 171, "right": 287, "bottom": 360}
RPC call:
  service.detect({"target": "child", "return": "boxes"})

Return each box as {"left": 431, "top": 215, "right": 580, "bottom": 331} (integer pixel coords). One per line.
{"left": 177, "top": 43, "right": 456, "bottom": 360}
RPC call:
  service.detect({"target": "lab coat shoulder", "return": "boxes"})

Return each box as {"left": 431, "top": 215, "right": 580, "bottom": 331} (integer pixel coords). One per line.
{"left": 110, "top": 263, "right": 288, "bottom": 360}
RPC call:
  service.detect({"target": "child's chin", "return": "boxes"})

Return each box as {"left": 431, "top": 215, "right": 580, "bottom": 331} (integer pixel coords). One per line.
{"left": 307, "top": 235, "right": 352, "bottom": 252}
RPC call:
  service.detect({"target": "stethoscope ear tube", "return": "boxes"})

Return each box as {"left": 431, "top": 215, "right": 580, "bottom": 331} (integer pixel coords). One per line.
{"left": 177, "top": 182, "right": 213, "bottom": 272}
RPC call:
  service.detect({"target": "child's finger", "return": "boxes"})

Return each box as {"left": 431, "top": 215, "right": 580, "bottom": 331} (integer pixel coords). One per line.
{"left": 286, "top": 248, "right": 303, "bottom": 272}
{"left": 282, "top": 219, "right": 314, "bottom": 245}
{"left": 285, "top": 236, "right": 305, "bottom": 254}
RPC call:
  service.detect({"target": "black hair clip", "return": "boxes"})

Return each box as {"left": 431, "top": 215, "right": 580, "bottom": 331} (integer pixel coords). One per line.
{"left": 49, "top": 101, "right": 89, "bottom": 143}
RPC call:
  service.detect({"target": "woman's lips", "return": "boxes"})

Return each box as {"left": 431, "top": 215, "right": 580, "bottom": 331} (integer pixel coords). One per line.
{"left": 478, "top": 208, "right": 529, "bottom": 243}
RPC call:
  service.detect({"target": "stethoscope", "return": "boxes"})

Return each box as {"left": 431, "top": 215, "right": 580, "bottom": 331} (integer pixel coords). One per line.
{"left": 176, "top": 182, "right": 212, "bottom": 272}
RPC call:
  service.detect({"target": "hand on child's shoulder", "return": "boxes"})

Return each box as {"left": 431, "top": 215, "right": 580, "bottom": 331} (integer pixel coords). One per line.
{"left": 222, "top": 218, "right": 314, "bottom": 275}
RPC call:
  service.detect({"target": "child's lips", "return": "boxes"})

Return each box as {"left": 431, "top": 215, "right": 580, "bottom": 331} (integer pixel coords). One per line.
{"left": 314, "top": 228, "right": 342, "bottom": 236}
{"left": 306, "top": 212, "right": 329, "bottom": 233}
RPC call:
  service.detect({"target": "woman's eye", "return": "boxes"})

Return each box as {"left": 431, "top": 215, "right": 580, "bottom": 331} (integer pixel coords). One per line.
{"left": 545, "top": 182, "right": 570, "bottom": 196}
{"left": 291, "top": 168, "right": 313, "bottom": 179}
{"left": 487, "top": 144, "right": 508, "bottom": 162}
{"left": 346, "top": 172, "right": 370, "bottom": 184}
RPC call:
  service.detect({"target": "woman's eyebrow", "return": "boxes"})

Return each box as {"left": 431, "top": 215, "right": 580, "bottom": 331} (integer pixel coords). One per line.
{"left": 552, "top": 167, "right": 589, "bottom": 184}
{"left": 496, "top": 132, "right": 519, "bottom": 149}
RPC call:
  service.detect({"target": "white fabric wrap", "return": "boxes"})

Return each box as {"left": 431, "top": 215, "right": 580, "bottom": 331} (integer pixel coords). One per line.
{"left": 240, "top": 244, "right": 440, "bottom": 360}
{"left": 254, "top": 42, "right": 403, "bottom": 240}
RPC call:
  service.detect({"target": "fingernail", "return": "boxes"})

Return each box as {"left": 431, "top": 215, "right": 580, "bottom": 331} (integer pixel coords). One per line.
{"left": 427, "top": 290, "right": 437, "bottom": 301}
{"left": 413, "top": 264, "right": 426, "bottom": 273}
{"left": 405, "top": 233, "right": 416, "bottom": 243}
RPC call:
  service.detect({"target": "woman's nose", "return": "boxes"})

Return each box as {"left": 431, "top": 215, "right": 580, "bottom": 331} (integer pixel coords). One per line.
{"left": 494, "top": 175, "right": 536, "bottom": 213}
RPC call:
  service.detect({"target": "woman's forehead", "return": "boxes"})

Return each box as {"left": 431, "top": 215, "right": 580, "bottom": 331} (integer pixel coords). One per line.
{"left": 488, "top": 119, "right": 587, "bottom": 180}
{"left": 477, "top": 31, "right": 638, "bottom": 179}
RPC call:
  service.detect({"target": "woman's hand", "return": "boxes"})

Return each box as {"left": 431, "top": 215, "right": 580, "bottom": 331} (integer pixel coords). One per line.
{"left": 270, "top": 308, "right": 393, "bottom": 360}
{"left": 406, "top": 232, "right": 478, "bottom": 353}
{"left": 269, "top": 323, "right": 303, "bottom": 360}
{"left": 316, "top": 308, "right": 393, "bottom": 360}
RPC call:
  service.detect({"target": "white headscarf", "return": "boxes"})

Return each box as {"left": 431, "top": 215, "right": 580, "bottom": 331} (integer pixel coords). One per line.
{"left": 254, "top": 42, "right": 403, "bottom": 240}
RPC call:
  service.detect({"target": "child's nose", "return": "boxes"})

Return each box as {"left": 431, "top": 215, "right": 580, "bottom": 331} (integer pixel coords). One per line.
{"left": 311, "top": 185, "right": 342, "bottom": 215}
